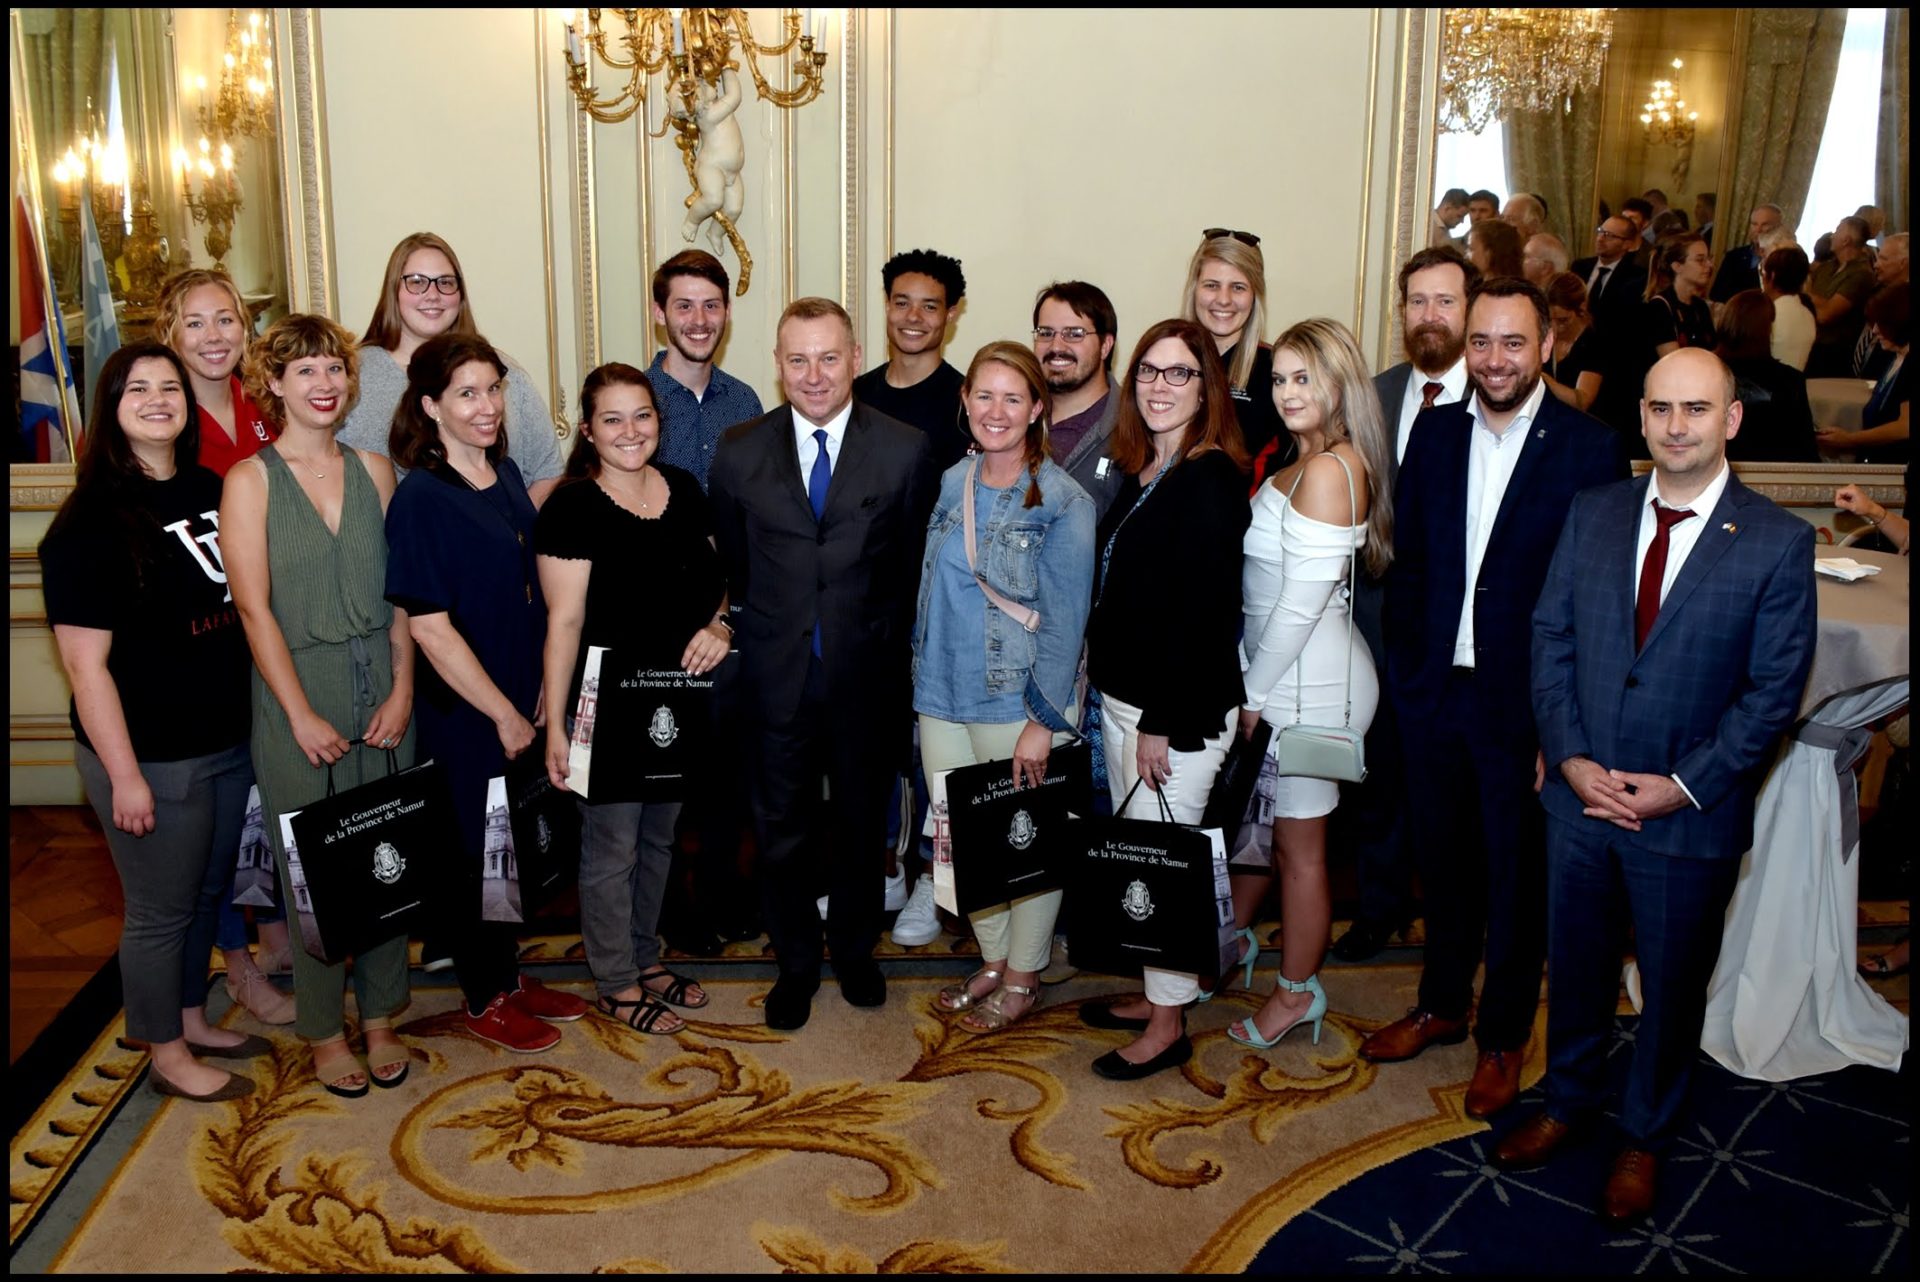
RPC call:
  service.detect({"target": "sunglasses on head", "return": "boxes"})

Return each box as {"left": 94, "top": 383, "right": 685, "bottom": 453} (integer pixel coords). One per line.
{"left": 1203, "top": 227, "right": 1262, "bottom": 249}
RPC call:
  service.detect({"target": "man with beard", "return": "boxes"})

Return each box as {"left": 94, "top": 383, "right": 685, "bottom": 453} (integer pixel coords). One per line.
{"left": 1366, "top": 276, "right": 1626, "bottom": 1123}
{"left": 853, "top": 248, "right": 973, "bottom": 471}
{"left": 1032, "top": 280, "right": 1124, "bottom": 520}
{"left": 1708, "top": 203, "right": 1783, "bottom": 304}
{"left": 1331, "top": 245, "right": 1480, "bottom": 965}
{"left": 1499, "top": 348, "right": 1815, "bottom": 1224}
{"left": 646, "top": 250, "right": 765, "bottom": 492}
{"left": 1572, "top": 217, "right": 1650, "bottom": 332}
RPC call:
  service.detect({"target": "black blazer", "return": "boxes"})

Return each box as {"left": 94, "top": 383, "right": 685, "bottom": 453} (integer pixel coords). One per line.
{"left": 708, "top": 400, "right": 939, "bottom": 729}
{"left": 1570, "top": 255, "right": 1650, "bottom": 330}
{"left": 1384, "top": 390, "right": 1627, "bottom": 745}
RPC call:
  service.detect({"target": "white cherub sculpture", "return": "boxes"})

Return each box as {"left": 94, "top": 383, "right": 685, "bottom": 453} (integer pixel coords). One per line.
{"left": 679, "top": 68, "right": 745, "bottom": 256}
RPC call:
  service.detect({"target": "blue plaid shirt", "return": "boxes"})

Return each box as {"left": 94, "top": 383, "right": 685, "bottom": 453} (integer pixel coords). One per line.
{"left": 646, "top": 352, "right": 765, "bottom": 491}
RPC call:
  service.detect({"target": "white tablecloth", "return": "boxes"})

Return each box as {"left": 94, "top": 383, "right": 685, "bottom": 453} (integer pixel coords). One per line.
{"left": 1807, "top": 377, "right": 1876, "bottom": 432}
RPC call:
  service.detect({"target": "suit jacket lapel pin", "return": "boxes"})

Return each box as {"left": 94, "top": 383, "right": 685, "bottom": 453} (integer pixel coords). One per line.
{"left": 1722, "top": 522, "right": 1737, "bottom": 534}
{"left": 1535, "top": 428, "right": 1547, "bottom": 439}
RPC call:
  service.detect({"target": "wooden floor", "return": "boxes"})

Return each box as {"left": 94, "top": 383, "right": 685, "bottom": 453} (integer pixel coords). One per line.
{"left": 10, "top": 805, "right": 123, "bottom": 1063}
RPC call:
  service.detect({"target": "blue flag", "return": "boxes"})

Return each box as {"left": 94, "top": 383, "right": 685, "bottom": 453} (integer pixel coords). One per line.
{"left": 80, "top": 196, "right": 122, "bottom": 410}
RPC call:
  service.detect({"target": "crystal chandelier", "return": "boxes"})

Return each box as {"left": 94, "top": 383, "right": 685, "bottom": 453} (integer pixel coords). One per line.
{"left": 1440, "top": 8, "right": 1615, "bottom": 135}
{"left": 1641, "top": 59, "right": 1698, "bottom": 147}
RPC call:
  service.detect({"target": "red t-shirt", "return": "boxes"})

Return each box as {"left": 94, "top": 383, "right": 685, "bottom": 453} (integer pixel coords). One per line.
{"left": 195, "top": 375, "right": 276, "bottom": 477}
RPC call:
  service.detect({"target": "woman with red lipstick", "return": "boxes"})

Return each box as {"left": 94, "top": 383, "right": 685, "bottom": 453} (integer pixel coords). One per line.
{"left": 383, "top": 334, "right": 590, "bottom": 1052}
{"left": 224, "top": 314, "right": 417, "bottom": 1098}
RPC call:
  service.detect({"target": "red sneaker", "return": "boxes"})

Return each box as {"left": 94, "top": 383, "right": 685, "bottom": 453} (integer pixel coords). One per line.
{"left": 510, "top": 975, "right": 589, "bottom": 1023}
{"left": 464, "top": 992, "right": 561, "bottom": 1052}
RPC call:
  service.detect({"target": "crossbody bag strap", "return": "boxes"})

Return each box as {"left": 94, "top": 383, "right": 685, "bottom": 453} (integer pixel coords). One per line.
{"left": 963, "top": 457, "right": 1042, "bottom": 634}
{"left": 1279, "top": 452, "right": 1361, "bottom": 728}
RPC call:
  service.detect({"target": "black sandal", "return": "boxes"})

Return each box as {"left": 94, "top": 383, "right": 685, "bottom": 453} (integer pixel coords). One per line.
{"left": 637, "top": 966, "right": 710, "bottom": 1009}
{"left": 595, "top": 992, "right": 684, "bottom": 1035}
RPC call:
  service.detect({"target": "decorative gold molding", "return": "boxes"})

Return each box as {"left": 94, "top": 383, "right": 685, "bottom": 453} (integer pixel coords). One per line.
{"left": 273, "top": 10, "right": 338, "bottom": 318}
{"left": 1384, "top": 8, "right": 1440, "bottom": 370}
{"left": 637, "top": 88, "right": 657, "bottom": 367}
{"left": 576, "top": 58, "right": 602, "bottom": 372}
{"left": 1354, "top": 7, "right": 1382, "bottom": 340}
{"left": 9, "top": 464, "right": 77, "bottom": 512}
{"left": 534, "top": 12, "right": 569, "bottom": 438}
{"left": 840, "top": 7, "right": 860, "bottom": 327}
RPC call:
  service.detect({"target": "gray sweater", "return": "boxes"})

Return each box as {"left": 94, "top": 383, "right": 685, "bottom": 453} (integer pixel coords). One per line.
{"left": 337, "top": 345, "right": 565, "bottom": 482}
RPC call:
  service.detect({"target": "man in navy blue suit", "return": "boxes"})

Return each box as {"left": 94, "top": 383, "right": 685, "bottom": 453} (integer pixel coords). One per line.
{"left": 1364, "top": 277, "right": 1627, "bottom": 1120}
{"left": 1495, "top": 348, "right": 1817, "bottom": 1224}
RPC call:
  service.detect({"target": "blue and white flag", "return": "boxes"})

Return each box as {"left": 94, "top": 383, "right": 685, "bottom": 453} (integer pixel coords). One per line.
{"left": 80, "top": 195, "right": 121, "bottom": 408}
{"left": 15, "top": 191, "right": 78, "bottom": 462}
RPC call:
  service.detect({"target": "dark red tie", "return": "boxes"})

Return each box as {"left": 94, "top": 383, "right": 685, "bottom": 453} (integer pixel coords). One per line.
{"left": 1421, "top": 380, "right": 1444, "bottom": 409}
{"left": 1635, "top": 503, "right": 1695, "bottom": 650}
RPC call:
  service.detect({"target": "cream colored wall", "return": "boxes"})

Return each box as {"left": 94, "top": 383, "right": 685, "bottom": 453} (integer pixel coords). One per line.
{"left": 888, "top": 8, "right": 1398, "bottom": 375}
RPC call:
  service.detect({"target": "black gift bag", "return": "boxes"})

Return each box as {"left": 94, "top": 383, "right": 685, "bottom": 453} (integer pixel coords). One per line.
{"left": 567, "top": 645, "right": 726, "bottom": 803}
{"left": 1202, "top": 720, "right": 1273, "bottom": 868}
{"left": 481, "top": 751, "right": 582, "bottom": 923}
{"left": 943, "top": 743, "right": 1092, "bottom": 916}
{"left": 1063, "top": 779, "right": 1236, "bottom": 978}
{"left": 285, "top": 743, "right": 459, "bottom": 964}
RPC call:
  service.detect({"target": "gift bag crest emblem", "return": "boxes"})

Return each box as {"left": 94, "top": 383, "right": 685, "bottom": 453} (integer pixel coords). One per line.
{"left": 648, "top": 705, "right": 678, "bottom": 747}
{"left": 1122, "top": 878, "right": 1154, "bottom": 921}
{"left": 1008, "top": 809, "right": 1037, "bottom": 850}
{"left": 372, "top": 841, "right": 406, "bottom": 885}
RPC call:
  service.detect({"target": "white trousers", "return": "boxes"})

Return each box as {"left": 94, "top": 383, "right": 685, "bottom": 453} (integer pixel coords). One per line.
{"left": 1100, "top": 693, "right": 1234, "bottom": 1006}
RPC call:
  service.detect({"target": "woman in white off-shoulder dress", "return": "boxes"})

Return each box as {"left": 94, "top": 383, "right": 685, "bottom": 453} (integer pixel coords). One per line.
{"left": 1226, "top": 318, "right": 1395, "bottom": 1051}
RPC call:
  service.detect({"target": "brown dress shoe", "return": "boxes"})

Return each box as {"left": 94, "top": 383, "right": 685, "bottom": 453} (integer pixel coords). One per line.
{"left": 1359, "top": 1009, "right": 1469, "bottom": 1062}
{"left": 1601, "top": 1148, "right": 1658, "bottom": 1223}
{"left": 1464, "top": 1048, "right": 1523, "bottom": 1118}
{"left": 1491, "top": 1112, "right": 1573, "bottom": 1170}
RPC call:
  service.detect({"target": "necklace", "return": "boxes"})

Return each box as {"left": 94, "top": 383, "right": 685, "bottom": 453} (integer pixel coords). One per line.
{"left": 604, "top": 466, "right": 657, "bottom": 514}
{"left": 281, "top": 450, "right": 338, "bottom": 480}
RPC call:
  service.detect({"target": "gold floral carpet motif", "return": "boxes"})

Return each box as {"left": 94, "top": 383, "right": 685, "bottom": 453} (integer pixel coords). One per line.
{"left": 49, "top": 967, "right": 1520, "bottom": 1274}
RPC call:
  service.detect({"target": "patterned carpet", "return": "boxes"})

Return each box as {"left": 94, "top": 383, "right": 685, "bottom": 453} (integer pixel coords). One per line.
{"left": 8, "top": 944, "right": 1907, "bottom": 1274}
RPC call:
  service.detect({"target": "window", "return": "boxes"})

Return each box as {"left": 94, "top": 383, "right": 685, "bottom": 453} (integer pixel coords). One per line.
{"left": 1434, "top": 117, "right": 1511, "bottom": 217}
{"left": 1799, "top": 8, "right": 1885, "bottom": 244}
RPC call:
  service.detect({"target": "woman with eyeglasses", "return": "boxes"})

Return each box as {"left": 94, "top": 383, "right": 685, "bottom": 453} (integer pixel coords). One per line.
{"left": 338, "top": 232, "right": 564, "bottom": 507}
{"left": 1181, "top": 230, "right": 1286, "bottom": 483}
{"left": 1079, "top": 318, "right": 1251, "bottom": 1080}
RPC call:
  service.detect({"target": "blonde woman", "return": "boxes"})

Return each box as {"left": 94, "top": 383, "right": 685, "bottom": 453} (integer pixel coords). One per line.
{"left": 1181, "top": 229, "right": 1284, "bottom": 480}
{"left": 913, "top": 343, "right": 1095, "bottom": 1031}
{"left": 1228, "top": 319, "right": 1393, "bottom": 1051}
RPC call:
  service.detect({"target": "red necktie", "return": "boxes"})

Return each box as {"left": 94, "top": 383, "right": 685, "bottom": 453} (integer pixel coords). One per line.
{"left": 1421, "top": 380, "right": 1444, "bottom": 409}
{"left": 1635, "top": 503, "right": 1696, "bottom": 650}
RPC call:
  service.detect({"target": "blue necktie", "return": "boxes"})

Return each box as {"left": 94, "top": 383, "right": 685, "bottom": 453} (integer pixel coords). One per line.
{"left": 808, "top": 429, "right": 830, "bottom": 656}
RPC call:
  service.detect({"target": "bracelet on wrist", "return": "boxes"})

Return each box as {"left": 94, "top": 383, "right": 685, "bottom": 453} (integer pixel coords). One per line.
{"left": 712, "top": 614, "right": 734, "bottom": 635}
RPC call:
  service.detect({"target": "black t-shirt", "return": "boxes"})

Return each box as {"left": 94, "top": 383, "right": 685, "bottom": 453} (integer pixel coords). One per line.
{"left": 1645, "top": 288, "right": 1715, "bottom": 352}
{"left": 39, "top": 466, "right": 251, "bottom": 761}
{"left": 852, "top": 361, "right": 971, "bottom": 470}
{"left": 1548, "top": 328, "right": 1602, "bottom": 387}
{"left": 532, "top": 465, "right": 725, "bottom": 711}
{"left": 1225, "top": 342, "right": 1286, "bottom": 474}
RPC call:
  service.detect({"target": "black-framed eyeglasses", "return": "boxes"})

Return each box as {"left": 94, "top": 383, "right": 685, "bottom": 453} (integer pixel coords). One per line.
{"left": 1032, "top": 326, "right": 1093, "bottom": 342}
{"left": 1594, "top": 228, "right": 1628, "bottom": 241}
{"left": 1203, "top": 227, "right": 1262, "bottom": 248}
{"left": 400, "top": 272, "right": 462, "bottom": 296}
{"left": 1136, "top": 361, "right": 1199, "bottom": 387}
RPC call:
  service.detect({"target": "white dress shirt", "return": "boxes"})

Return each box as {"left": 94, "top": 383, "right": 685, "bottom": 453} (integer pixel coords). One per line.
{"left": 1396, "top": 355, "right": 1468, "bottom": 463}
{"left": 793, "top": 399, "right": 854, "bottom": 492}
{"left": 1453, "top": 377, "right": 1547, "bottom": 666}
{"left": 1631, "top": 460, "right": 1731, "bottom": 809}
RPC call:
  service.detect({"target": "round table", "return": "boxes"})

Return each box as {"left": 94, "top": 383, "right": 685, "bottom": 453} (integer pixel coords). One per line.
{"left": 1804, "top": 546, "right": 1910, "bottom": 716}
{"left": 1807, "top": 377, "right": 1877, "bottom": 432}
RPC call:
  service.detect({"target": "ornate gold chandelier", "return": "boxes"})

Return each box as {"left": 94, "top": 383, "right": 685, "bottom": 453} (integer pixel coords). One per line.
{"left": 1440, "top": 8, "right": 1615, "bottom": 135}
{"left": 560, "top": 8, "right": 830, "bottom": 296}
{"left": 1641, "top": 59, "right": 1698, "bottom": 148}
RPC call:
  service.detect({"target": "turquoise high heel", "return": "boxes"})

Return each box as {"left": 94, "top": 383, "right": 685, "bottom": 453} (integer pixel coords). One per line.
{"left": 1227, "top": 972, "right": 1328, "bottom": 1047}
{"left": 1196, "top": 928, "right": 1260, "bottom": 1004}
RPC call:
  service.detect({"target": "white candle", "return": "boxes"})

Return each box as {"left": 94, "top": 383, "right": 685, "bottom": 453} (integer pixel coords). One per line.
{"left": 672, "top": 11, "right": 684, "bottom": 55}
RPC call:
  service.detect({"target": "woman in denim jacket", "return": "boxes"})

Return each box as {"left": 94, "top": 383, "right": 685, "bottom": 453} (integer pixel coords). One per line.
{"left": 912, "top": 342, "right": 1095, "bottom": 1031}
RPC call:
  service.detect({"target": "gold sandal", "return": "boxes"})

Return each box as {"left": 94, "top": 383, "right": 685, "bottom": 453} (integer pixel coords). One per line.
{"left": 360, "top": 1017, "right": 410, "bottom": 1089}
{"left": 959, "top": 982, "right": 1039, "bottom": 1033}
{"left": 937, "top": 967, "right": 1002, "bottom": 1013}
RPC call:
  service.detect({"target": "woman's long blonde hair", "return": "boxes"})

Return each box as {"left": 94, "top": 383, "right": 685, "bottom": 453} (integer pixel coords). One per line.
{"left": 1271, "top": 317, "right": 1394, "bottom": 577}
{"left": 1180, "top": 233, "right": 1268, "bottom": 391}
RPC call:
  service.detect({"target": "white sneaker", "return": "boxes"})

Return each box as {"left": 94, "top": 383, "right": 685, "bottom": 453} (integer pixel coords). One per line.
{"left": 890, "top": 874, "right": 941, "bottom": 947}
{"left": 883, "top": 867, "right": 909, "bottom": 912}
{"left": 816, "top": 894, "right": 830, "bottom": 921}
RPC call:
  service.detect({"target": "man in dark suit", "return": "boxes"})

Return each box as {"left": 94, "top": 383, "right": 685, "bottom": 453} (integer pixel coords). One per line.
{"left": 1335, "top": 245, "right": 1481, "bottom": 962}
{"left": 1708, "top": 202, "right": 1783, "bottom": 303}
{"left": 708, "top": 297, "right": 939, "bottom": 1029}
{"left": 1363, "top": 277, "right": 1628, "bottom": 1119}
{"left": 1571, "top": 216, "right": 1649, "bottom": 332}
{"left": 1496, "top": 348, "right": 1817, "bottom": 1223}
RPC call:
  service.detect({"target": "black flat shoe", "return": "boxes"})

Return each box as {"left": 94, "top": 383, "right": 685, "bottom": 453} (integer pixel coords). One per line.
{"left": 765, "top": 977, "right": 819, "bottom": 1031}
{"left": 836, "top": 959, "right": 887, "bottom": 1008}
{"left": 1079, "top": 999, "right": 1151, "bottom": 1031}
{"left": 1091, "top": 1036, "right": 1193, "bottom": 1081}
{"left": 1331, "top": 917, "right": 1403, "bottom": 963}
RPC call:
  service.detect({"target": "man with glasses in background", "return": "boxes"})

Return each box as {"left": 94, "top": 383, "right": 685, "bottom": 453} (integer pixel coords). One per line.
{"left": 1572, "top": 217, "right": 1649, "bottom": 335}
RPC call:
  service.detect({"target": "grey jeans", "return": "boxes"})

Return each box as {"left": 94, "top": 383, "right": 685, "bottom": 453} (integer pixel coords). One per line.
{"left": 577, "top": 799, "right": 683, "bottom": 997}
{"left": 76, "top": 742, "right": 253, "bottom": 1044}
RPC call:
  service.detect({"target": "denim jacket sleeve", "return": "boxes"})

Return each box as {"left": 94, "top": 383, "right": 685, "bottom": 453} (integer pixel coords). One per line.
{"left": 1023, "top": 484, "right": 1096, "bottom": 732}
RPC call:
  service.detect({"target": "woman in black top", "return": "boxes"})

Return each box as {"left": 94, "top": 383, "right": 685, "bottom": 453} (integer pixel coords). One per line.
{"left": 1818, "top": 283, "right": 1911, "bottom": 465}
{"left": 537, "top": 364, "right": 729, "bottom": 1035}
{"left": 385, "top": 334, "right": 590, "bottom": 1053}
{"left": 1543, "top": 273, "right": 1605, "bottom": 413}
{"left": 1715, "top": 290, "right": 1818, "bottom": 461}
{"left": 1645, "top": 233, "right": 1716, "bottom": 352}
{"left": 40, "top": 344, "right": 265, "bottom": 1102}
{"left": 1080, "top": 318, "right": 1252, "bottom": 1080}
{"left": 1181, "top": 230, "right": 1286, "bottom": 483}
